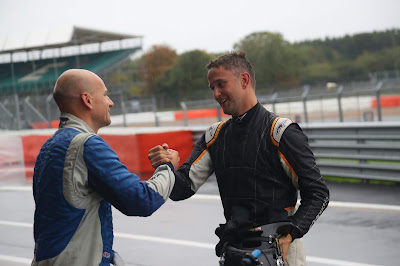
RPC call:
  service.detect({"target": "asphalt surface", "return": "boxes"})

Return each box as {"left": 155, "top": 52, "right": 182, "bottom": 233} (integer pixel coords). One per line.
{"left": 0, "top": 178, "right": 399, "bottom": 266}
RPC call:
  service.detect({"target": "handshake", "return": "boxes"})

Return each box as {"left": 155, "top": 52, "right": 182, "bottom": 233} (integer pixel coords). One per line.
{"left": 148, "top": 143, "right": 180, "bottom": 171}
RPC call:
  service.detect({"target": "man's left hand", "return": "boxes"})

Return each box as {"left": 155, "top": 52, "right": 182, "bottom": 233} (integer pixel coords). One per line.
{"left": 279, "top": 233, "right": 292, "bottom": 262}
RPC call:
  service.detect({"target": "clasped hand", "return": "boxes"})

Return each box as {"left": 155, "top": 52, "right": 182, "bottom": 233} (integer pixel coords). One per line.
{"left": 148, "top": 143, "right": 180, "bottom": 171}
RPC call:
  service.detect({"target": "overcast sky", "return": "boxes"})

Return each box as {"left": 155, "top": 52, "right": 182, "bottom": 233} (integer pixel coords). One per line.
{"left": 1, "top": 0, "right": 400, "bottom": 54}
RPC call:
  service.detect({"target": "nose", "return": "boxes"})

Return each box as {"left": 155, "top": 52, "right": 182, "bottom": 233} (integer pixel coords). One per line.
{"left": 108, "top": 96, "right": 114, "bottom": 108}
{"left": 213, "top": 88, "right": 221, "bottom": 99}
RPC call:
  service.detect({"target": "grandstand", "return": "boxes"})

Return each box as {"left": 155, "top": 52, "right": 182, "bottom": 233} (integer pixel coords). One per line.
{"left": 0, "top": 26, "right": 142, "bottom": 129}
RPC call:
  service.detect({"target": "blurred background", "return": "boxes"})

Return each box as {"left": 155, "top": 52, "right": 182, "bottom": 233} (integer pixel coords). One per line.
{"left": 0, "top": 1, "right": 399, "bottom": 265}
{"left": 0, "top": 0, "right": 400, "bottom": 129}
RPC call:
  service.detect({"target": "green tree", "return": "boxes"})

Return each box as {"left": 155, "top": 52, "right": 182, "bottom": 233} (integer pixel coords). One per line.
{"left": 352, "top": 46, "right": 400, "bottom": 77}
{"left": 155, "top": 50, "right": 214, "bottom": 105}
{"left": 302, "top": 62, "right": 339, "bottom": 83}
{"left": 141, "top": 45, "right": 178, "bottom": 95}
{"left": 297, "top": 29, "right": 400, "bottom": 60}
{"left": 233, "top": 32, "right": 304, "bottom": 89}
{"left": 294, "top": 43, "right": 340, "bottom": 65}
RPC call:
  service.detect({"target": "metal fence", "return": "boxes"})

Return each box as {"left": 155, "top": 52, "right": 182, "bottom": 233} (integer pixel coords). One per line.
{"left": 191, "top": 121, "right": 400, "bottom": 183}
{"left": 0, "top": 93, "right": 60, "bottom": 130}
{"left": 303, "top": 122, "right": 400, "bottom": 182}
{"left": 180, "top": 79, "right": 400, "bottom": 126}
{"left": 258, "top": 80, "right": 400, "bottom": 123}
{"left": 0, "top": 77, "right": 399, "bottom": 130}
{"left": 0, "top": 89, "right": 159, "bottom": 130}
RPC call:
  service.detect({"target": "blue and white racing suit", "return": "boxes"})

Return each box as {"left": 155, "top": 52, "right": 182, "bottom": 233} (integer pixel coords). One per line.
{"left": 32, "top": 113, "right": 175, "bottom": 266}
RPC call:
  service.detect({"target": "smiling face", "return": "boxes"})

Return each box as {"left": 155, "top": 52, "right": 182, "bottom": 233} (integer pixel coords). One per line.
{"left": 208, "top": 66, "right": 247, "bottom": 116}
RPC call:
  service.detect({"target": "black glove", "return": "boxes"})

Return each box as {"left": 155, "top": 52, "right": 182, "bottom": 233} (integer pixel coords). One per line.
{"left": 215, "top": 219, "right": 259, "bottom": 256}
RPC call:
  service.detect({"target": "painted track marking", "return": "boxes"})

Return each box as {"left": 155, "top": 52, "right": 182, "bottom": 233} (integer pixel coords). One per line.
{"left": 0, "top": 220, "right": 379, "bottom": 266}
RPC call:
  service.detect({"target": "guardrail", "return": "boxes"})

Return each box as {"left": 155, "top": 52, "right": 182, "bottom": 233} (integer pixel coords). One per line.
{"left": 302, "top": 122, "right": 400, "bottom": 182}
{"left": 192, "top": 121, "right": 400, "bottom": 183}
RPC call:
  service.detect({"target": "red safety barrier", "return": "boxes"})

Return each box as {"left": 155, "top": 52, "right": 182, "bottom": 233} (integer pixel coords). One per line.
{"left": 372, "top": 95, "right": 400, "bottom": 108}
{"left": 21, "top": 135, "right": 50, "bottom": 179}
{"left": 175, "top": 108, "right": 229, "bottom": 120}
{"left": 100, "top": 134, "right": 141, "bottom": 173}
{"left": 102, "top": 131, "right": 194, "bottom": 179}
{"left": 29, "top": 121, "right": 59, "bottom": 129}
{"left": 20, "top": 130, "right": 194, "bottom": 181}
{"left": 135, "top": 130, "right": 193, "bottom": 179}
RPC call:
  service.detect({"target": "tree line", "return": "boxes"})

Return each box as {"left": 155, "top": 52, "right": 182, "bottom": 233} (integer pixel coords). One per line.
{"left": 106, "top": 29, "right": 400, "bottom": 106}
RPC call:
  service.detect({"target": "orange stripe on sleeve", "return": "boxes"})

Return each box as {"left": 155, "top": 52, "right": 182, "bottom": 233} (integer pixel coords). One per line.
{"left": 278, "top": 150, "right": 298, "bottom": 179}
{"left": 193, "top": 149, "right": 208, "bottom": 165}
{"left": 207, "top": 121, "right": 225, "bottom": 148}
{"left": 270, "top": 117, "right": 279, "bottom": 147}
{"left": 193, "top": 121, "right": 225, "bottom": 165}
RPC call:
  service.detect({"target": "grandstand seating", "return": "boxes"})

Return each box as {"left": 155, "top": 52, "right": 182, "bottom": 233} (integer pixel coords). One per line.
{"left": 0, "top": 47, "right": 139, "bottom": 95}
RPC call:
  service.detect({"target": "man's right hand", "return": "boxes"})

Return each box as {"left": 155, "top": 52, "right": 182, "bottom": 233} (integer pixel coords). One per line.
{"left": 169, "top": 148, "right": 180, "bottom": 171}
{"left": 148, "top": 143, "right": 180, "bottom": 170}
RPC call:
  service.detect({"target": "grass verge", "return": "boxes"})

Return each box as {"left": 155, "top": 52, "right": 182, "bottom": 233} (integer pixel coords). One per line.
{"left": 323, "top": 176, "right": 398, "bottom": 186}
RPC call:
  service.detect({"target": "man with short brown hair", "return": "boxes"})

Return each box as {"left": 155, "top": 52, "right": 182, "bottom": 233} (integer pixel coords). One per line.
{"left": 149, "top": 52, "right": 329, "bottom": 265}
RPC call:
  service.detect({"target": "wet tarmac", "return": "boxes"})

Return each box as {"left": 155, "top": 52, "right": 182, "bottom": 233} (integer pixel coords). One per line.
{"left": 0, "top": 178, "right": 399, "bottom": 266}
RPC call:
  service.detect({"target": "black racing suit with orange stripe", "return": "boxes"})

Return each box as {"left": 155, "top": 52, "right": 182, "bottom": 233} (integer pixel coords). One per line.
{"left": 170, "top": 102, "right": 329, "bottom": 249}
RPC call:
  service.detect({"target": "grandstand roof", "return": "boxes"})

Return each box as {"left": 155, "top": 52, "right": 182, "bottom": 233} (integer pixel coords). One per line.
{"left": 0, "top": 25, "right": 141, "bottom": 54}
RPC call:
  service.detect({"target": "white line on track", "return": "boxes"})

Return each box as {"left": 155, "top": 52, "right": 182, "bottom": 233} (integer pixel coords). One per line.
{"left": 190, "top": 194, "right": 400, "bottom": 213}
{"left": 0, "top": 254, "right": 31, "bottom": 264}
{"left": 305, "top": 256, "right": 378, "bottom": 266}
{"left": 0, "top": 254, "right": 379, "bottom": 266}
{"left": 114, "top": 232, "right": 214, "bottom": 249}
{"left": 0, "top": 220, "right": 32, "bottom": 228}
{"left": 0, "top": 220, "right": 379, "bottom": 266}
{"left": 0, "top": 186, "right": 31, "bottom": 192}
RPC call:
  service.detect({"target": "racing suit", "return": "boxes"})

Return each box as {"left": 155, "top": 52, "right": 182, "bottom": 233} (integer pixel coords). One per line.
{"left": 32, "top": 113, "right": 175, "bottom": 266}
{"left": 170, "top": 102, "right": 329, "bottom": 265}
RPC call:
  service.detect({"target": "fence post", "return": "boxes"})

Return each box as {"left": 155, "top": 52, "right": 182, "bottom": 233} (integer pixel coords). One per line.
{"left": 11, "top": 60, "right": 22, "bottom": 130}
{"left": 375, "top": 81, "right": 383, "bottom": 121}
{"left": 46, "top": 94, "right": 53, "bottom": 128}
{"left": 180, "top": 101, "right": 188, "bottom": 127}
{"left": 13, "top": 93, "right": 22, "bottom": 130}
{"left": 152, "top": 97, "right": 159, "bottom": 127}
{"left": 337, "top": 85, "right": 344, "bottom": 122}
{"left": 302, "top": 85, "right": 310, "bottom": 123}
{"left": 119, "top": 91, "right": 127, "bottom": 127}
{"left": 271, "top": 92, "right": 278, "bottom": 114}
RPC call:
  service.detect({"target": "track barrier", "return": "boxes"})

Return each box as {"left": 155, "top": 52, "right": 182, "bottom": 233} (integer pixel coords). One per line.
{"left": 0, "top": 128, "right": 194, "bottom": 182}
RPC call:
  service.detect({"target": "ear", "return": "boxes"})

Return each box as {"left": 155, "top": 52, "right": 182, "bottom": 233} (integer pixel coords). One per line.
{"left": 81, "top": 92, "right": 93, "bottom": 110}
{"left": 240, "top": 72, "right": 251, "bottom": 89}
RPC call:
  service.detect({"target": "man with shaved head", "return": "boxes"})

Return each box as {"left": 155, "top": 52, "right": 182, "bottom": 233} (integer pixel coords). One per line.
{"left": 32, "top": 69, "right": 179, "bottom": 266}
{"left": 52, "top": 69, "right": 114, "bottom": 133}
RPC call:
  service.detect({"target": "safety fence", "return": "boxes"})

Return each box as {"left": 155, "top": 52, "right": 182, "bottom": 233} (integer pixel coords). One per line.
{"left": 191, "top": 121, "right": 400, "bottom": 183}
{"left": 301, "top": 122, "right": 400, "bottom": 182}
{"left": 1, "top": 77, "right": 400, "bottom": 130}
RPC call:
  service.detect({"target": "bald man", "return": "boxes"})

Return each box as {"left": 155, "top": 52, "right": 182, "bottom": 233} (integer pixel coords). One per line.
{"left": 32, "top": 69, "right": 179, "bottom": 266}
